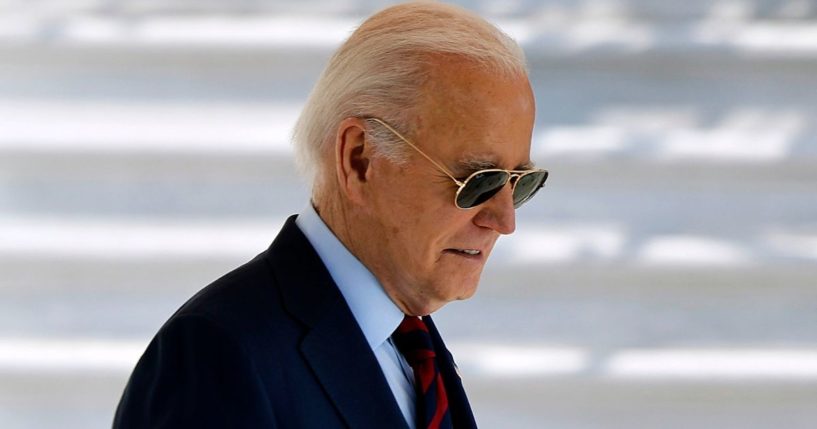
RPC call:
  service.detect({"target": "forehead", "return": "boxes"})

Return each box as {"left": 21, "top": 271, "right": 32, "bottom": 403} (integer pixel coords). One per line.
{"left": 420, "top": 109, "right": 535, "bottom": 173}
{"left": 413, "top": 59, "right": 536, "bottom": 170}
{"left": 419, "top": 57, "right": 534, "bottom": 115}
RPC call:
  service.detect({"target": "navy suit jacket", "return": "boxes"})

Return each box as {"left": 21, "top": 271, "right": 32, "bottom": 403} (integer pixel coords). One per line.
{"left": 114, "top": 216, "right": 477, "bottom": 428}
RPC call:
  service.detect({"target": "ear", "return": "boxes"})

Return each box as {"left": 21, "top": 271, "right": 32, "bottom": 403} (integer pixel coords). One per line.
{"left": 334, "top": 117, "right": 374, "bottom": 205}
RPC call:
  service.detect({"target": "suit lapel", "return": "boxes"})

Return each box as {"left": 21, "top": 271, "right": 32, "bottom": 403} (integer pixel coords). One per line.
{"left": 267, "top": 216, "right": 409, "bottom": 429}
{"left": 425, "top": 316, "right": 478, "bottom": 429}
{"left": 300, "top": 302, "right": 409, "bottom": 429}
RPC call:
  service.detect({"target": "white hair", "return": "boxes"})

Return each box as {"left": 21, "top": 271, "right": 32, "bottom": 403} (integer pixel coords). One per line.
{"left": 292, "top": 1, "right": 528, "bottom": 189}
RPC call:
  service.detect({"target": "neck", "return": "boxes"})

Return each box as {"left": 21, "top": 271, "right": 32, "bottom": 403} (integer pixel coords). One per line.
{"left": 313, "top": 190, "right": 437, "bottom": 317}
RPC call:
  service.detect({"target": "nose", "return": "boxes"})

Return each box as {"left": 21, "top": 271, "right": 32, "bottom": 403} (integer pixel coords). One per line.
{"left": 472, "top": 184, "right": 516, "bottom": 235}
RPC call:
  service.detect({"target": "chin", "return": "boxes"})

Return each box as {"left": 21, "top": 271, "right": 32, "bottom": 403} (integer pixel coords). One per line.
{"left": 448, "top": 278, "right": 480, "bottom": 302}
{"left": 427, "top": 268, "right": 484, "bottom": 307}
{"left": 459, "top": 284, "right": 480, "bottom": 300}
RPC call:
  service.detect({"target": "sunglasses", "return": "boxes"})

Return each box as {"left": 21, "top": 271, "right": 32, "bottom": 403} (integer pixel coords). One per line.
{"left": 367, "top": 118, "right": 549, "bottom": 209}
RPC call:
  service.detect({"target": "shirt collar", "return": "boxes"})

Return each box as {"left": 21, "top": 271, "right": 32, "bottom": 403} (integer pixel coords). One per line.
{"left": 295, "top": 204, "right": 404, "bottom": 351}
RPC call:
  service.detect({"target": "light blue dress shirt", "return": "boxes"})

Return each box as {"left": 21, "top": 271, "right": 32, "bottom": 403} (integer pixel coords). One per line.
{"left": 296, "top": 205, "right": 417, "bottom": 428}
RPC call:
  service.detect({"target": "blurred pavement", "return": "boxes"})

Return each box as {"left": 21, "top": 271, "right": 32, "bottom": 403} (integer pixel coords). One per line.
{"left": 1, "top": 1, "right": 816, "bottom": 428}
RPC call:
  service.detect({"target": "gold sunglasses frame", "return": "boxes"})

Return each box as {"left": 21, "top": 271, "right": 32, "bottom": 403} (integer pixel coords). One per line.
{"left": 366, "top": 117, "right": 548, "bottom": 210}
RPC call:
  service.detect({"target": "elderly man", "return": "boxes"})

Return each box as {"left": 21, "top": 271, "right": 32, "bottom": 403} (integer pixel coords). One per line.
{"left": 114, "top": 2, "right": 547, "bottom": 428}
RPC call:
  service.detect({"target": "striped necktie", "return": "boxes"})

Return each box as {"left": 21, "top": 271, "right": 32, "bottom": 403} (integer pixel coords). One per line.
{"left": 392, "top": 316, "right": 453, "bottom": 429}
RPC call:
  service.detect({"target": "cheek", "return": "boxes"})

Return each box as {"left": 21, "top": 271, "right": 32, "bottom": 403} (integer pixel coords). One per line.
{"left": 372, "top": 182, "right": 424, "bottom": 245}
{"left": 383, "top": 201, "right": 441, "bottom": 261}
{"left": 372, "top": 166, "right": 474, "bottom": 258}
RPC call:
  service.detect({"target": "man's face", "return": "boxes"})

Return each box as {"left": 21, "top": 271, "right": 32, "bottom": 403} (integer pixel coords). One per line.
{"left": 359, "top": 60, "right": 536, "bottom": 316}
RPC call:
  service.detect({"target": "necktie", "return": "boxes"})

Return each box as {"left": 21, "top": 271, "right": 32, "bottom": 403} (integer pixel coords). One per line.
{"left": 392, "top": 316, "right": 453, "bottom": 429}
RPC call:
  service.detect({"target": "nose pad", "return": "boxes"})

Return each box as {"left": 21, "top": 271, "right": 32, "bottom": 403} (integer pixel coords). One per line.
{"left": 506, "top": 174, "right": 522, "bottom": 204}
{"left": 507, "top": 173, "right": 525, "bottom": 194}
{"left": 508, "top": 174, "right": 520, "bottom": 188}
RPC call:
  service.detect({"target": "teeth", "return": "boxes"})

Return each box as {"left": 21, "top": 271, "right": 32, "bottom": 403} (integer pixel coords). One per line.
{"left": 460, "top": 249, "right": 480, "bottom": 255}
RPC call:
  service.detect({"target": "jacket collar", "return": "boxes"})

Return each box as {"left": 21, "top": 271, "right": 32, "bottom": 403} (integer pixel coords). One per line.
{"left": 266, "top": 216, "right": 410, "bottom": 429}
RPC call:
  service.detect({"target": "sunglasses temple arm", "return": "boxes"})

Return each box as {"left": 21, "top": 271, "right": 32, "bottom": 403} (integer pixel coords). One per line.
{"left": 368, "top": 118, "right": 465, "bottom": 187}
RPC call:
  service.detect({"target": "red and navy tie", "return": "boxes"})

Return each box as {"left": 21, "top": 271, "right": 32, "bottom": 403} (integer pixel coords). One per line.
{"left": 392, "top": 316, "right": 453, "bottom": 429}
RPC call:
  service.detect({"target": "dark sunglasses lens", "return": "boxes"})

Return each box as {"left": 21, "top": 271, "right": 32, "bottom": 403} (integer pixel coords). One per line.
{"left": 456, "top": 171, "right": 509, "bottom": 208}
{"left": 512, "top": 171, "right": 549, "bottom": 208}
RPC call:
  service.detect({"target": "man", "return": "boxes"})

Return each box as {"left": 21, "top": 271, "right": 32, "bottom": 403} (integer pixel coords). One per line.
{"left": 114, "top": 2, "right": 547, "bottom": 428}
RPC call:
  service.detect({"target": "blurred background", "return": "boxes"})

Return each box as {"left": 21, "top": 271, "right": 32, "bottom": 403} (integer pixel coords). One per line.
{"left": 1, "top": 0, "right": 817, "bottom": 427}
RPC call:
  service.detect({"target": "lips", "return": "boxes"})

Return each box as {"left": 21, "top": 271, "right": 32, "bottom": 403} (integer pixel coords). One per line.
{"left": 457, "top": 249, "right": 480, "bottom": 255}
{"left": 444, "top": 248, "right": 482, "bottom": 257}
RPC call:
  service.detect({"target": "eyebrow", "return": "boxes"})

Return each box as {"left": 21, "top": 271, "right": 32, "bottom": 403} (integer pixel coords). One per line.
{"left": 456, "top": 155, "right": 535, "bottom": 173}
